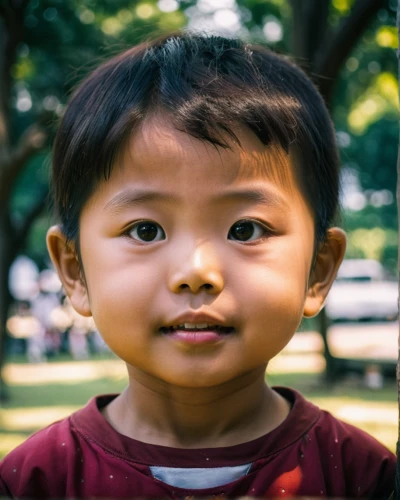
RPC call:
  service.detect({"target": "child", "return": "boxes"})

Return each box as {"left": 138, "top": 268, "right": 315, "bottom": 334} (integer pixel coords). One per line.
{"left": 0, "top": 32, "right": 395, "bottom": 498}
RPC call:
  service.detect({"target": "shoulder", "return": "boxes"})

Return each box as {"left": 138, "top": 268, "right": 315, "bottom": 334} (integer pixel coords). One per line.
{"left": 278, "top": 386, "right": 394, "bottom": 461}
{"left": 315, "top": 406, "right": 394, "bottom": 457}
{"left": 310, "top": 402, "right": 395, "bottom": 496}
{"left": 0, "top": 415, "right": 75, "bottom": 497}
{"left": 275, "top": 387, "right": 395, "bottom": 497}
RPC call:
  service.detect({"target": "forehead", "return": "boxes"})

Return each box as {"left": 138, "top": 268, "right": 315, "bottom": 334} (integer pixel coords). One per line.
{"left": 113, "top": 116, "right": 300, "bottom": 193}
{"left": 83, "top": 115, "right": 314, "bottom": 222}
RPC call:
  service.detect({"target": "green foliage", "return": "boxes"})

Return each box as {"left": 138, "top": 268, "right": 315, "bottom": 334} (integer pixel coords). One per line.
{"left": 10, "top": 0, "right": 399, "bottom": 272}
{"left": 331, "top": 8, "right": 398, "bottom": 274}
{"left": 12, "top": 0, "right": 188, "bottom": 128}
{"left": 343, "top": 205, "right": 398, "bottom": 275}
{"left": 10, "top": 0, "right": 189, "bottom": 267}
{"left": 233, "top": 0, "right": 291, "bottom": 48}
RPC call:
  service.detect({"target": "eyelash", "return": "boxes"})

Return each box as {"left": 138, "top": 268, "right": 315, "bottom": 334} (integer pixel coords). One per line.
{"left": 124, "top": 218, "right": 273, "bottom": 244}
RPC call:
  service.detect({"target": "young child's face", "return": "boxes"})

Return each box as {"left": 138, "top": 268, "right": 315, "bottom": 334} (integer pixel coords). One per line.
{"left": 49, "top": 116, "right": 343, "bottom": 388}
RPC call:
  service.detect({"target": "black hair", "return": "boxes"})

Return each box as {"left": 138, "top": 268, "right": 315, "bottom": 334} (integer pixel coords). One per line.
{"left": 51, "top": 32, "right": 339, "bottom": 248}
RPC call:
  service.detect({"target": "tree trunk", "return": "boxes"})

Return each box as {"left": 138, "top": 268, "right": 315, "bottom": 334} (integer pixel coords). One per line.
{"left": 290, "top": 0, "right": 338, "bottom": 381}
{"left": 289, "top": 0, "right": 388, "bottom": 383}
{"left": 290, "top": 0, "right": 330, "bottom": 69}
{"left": 0, "top": 210, "right": 14, "bottom": 403}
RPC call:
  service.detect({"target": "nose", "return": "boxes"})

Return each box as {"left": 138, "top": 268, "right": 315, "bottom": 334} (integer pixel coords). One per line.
{"left": 168, "top": 242, "right": 224, "bottom": 295}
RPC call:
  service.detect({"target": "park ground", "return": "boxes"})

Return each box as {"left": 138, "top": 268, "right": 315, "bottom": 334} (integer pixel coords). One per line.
{"left": 0, "top": 326, "right": 398, "bottom": 458}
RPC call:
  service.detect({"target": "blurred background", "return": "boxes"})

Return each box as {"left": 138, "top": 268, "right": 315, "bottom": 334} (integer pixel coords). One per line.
{"left": 0, "top": 0, "right": 398, "bottom": 458}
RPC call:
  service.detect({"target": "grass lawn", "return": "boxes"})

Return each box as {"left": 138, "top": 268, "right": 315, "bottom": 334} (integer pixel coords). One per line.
{"left": 0, "top": 354, "right": 397, "bottom": 459}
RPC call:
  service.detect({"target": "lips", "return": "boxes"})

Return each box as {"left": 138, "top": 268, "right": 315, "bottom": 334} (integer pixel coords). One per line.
{"left": 159, "top": 310, "right": 236, "bottom": 350}
{"left": 159, "top": 310, "right": 236, "bottom": 344}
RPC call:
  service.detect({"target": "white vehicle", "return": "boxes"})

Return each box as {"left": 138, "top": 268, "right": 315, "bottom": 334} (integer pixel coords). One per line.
{"left": 325, "top": 259, "right": 398, "bottom": 322}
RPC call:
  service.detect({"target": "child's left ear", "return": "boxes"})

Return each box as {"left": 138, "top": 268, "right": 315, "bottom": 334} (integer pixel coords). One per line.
{"left": 303, "top": 227, "right": 346, "bottom": 318}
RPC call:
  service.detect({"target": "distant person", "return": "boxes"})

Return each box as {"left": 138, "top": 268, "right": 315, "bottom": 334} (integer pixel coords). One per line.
{"left": 6, "top": 301, "right": 43, "bottom": 361}
{"left": 0, "top": 33, "right": 395, "bottom": 498}
{"left": 31, "top": 272, "right": 61, "bottom": 357}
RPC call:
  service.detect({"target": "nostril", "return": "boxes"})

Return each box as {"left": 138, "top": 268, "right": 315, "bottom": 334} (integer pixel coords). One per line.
{"left": 176, "top": 283, "right": 213, "bottom": 292}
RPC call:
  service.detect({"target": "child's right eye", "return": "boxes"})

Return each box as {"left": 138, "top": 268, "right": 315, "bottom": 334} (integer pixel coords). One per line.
{"left": 127, "top": 221, "right": 166, "bottom": 242}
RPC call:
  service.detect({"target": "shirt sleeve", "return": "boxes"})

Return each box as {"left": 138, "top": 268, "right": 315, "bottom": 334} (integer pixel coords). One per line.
{"left": 337, "top": 417, "right": 395, "bottom": 498}
{"left": 313, "top": 409, "right": 395, "bottom": 498}
{"left": 0, "top": 418, "right": 73, "bottom": 498}
{"left": 356, "top": 448, "right": 395, "bottom": 498}
{"left": 0, "top": 474, "right": 12, "bottom": 497}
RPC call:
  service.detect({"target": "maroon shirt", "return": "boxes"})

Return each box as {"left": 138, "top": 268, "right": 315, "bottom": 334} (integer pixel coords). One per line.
{"left": 0, "top": 387, "right": 395, "bottom": 498}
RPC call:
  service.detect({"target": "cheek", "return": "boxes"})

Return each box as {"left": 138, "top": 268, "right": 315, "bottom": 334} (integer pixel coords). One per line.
{"left": 82, "top": 252, "right": 162, "bottom": 327}
{"left": 241, "top": 262, "right": 308, "bottom": 338}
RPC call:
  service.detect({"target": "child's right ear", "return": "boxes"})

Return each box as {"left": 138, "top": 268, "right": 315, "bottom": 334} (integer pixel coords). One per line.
{"left": 46, "top": 226, "right": 92, "bottom": 317}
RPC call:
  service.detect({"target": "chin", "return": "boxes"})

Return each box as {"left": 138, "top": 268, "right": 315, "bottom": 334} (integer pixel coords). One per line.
{"left": 163, "top": 368, "right": 250, "bottom": 389}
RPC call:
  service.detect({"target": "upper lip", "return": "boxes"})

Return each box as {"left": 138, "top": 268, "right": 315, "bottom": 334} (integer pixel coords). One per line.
{"left": 163, "top": 311, "right": 230, "bottom": 328}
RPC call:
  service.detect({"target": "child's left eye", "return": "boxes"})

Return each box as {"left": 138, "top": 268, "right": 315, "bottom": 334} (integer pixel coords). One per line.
{"left": 228, "top": 220, "right": 269, "bottom": 242}
{"left": 127, "top": 221, "right": 165, "bottom": 242}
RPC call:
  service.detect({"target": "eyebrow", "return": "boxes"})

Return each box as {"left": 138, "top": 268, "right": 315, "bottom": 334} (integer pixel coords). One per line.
{"left": 104, "top": 189, "right": 178, "bottom": 213}
{"left": 103, "top": 187, "right": 288, "bottom": 214}
{"left": 216, "top": 188, "right": 289, "bottom": 209}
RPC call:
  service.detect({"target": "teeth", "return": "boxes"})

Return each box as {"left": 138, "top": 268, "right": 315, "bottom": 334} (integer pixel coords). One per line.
{"left": 184, "top": 323, "right": 209, "bottom": 329}
{"left": 172, "top": 323, "right": 214, "bottom": 330}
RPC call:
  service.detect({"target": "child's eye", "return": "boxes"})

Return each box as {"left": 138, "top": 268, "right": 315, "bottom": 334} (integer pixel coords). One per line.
{"left": 228, "top": 219, "right": 270, "bottom": 242}
{"left": 127, "top": 221, "right": 165, "bottom": 242}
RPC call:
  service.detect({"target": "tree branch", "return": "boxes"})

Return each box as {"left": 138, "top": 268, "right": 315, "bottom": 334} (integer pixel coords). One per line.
{"left": 316, "top": 0, "right": 386, "bottom": 102}
{"left": 290, "top": 0, "right": 330, "bottom": 66}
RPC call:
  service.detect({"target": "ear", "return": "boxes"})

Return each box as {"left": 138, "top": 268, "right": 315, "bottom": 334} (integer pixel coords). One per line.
{"left": 303, "top": 227, "right": 346, "bottom": 318}
{"left": 46, "top": 226, "right": 92, "bottom": 317}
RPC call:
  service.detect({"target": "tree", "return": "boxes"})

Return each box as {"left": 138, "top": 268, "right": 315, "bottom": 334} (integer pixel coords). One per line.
{"left": 0, "top": 0, "right": 186, "bottom": 401}
{"left": 0, "top": 0, "right": 48, "bottom": 401}
{"left": 288, "top": 0, "right": 389, "bottom": 380}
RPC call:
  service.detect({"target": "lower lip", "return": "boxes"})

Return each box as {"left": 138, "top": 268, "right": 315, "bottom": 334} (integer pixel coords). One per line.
{"left": 167, "top": 330, "right": 226, "bottom": 344}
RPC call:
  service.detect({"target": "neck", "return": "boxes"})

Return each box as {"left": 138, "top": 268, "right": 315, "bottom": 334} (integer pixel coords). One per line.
{"left": 103, "top": 366, "right": 290, "bottom": 448}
